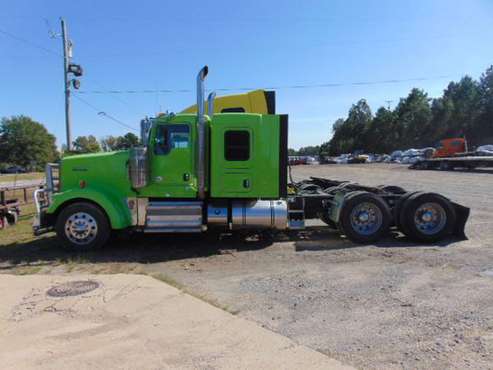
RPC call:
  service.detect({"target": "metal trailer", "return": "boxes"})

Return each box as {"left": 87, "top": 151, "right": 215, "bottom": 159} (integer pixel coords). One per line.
{"left": 410, "top": 155, "right": 493, "bottom": 171}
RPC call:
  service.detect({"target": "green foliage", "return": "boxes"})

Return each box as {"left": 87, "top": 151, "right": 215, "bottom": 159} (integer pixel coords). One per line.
{"left": 0, "top": 115, "right": 59, "bottom": 170}
{"left": 72, "top": 135, "right": 101, "bottom": 154}
{"left": 298, "top": 145, "right": 321, "bottom": 156}
{"left": 101, "top": 132, "right": 140, "bottom": 151}
{"left": 328, "top": 66, "right": 493, "bottom": 155}
{"left": 289, "top": 146, "right": 322, "bottom": 156}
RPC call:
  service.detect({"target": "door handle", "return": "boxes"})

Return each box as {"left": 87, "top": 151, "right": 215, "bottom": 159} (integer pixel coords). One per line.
{"left": 243, "top": 179, "right": 250, "bottom": 188}
{"left": 183, "top": 173, "right": 190, "bottom": 181}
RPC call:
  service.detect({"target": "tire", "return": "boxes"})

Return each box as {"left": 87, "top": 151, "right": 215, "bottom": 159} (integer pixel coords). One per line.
{"left": 55, "top": 202, "right": 111, "bottom": 251}
{"left": 399, "top": 192, "right": 456, "bottom": 243}
{"left": 394, "top": 191, "right": 424, "bottom": 231}
{"left": 338, "top": 192, "right": 391, "bottom": 243}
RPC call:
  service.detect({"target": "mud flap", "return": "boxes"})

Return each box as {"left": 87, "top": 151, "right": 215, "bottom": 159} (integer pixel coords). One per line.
{"left": 328, "top": 192, "right": 346, "bottom": 224}
{"left": 452, "top": 202, "right": 470, "bottom": 240}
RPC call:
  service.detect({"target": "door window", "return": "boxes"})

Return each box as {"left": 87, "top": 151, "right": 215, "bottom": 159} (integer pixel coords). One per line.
{"left": 155, "top": 125, "right": 190, "bottom": 154}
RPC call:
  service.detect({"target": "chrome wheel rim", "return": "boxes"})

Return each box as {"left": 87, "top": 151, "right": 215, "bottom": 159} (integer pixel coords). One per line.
{"left": 65, "top": 212, "right": 98, "bottom": 245}
{"left": 414, "top": 202, "right": 446, "bottom": 235}
{"left": 350, "top": 202, "right": 383, "bottom": 235}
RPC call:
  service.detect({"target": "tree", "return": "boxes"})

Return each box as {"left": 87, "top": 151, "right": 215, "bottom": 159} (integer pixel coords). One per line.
{"left": 72, "top": 135, "right": 101, "bottom": 153}
{"left": 365, "top": 107, "right": 397, "bottom": 153}
{"left": 101, "top": 132, "right": 140, "bottom": 152}
{"left": 0, "top": 115, "right": 59, "bottom": 170}
{"left": 395, "top": 88, "right": 432, "bottom": 148}
{"left": 117, "top": 132, "right": 140, "bottom": 149}
{"left": 346, "top": 99, "right": 373, "bottom": 151}
{"left": 476, "top": 66, "right": 493, "bottom": 144}
{"left": 101, "top": 135, "right": 119, "bottom": 152}
{"left": 298, "top": 146, "right": 320, "bottom": 156}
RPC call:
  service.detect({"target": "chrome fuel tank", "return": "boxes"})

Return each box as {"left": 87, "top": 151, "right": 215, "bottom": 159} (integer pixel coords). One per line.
{"left": 231, "top": 200, "right": 288, "bottom": 230}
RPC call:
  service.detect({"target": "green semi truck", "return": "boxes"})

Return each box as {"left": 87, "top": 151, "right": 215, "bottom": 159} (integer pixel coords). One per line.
{"left": 33, "top": 67, "right": 470, "bottom": 250}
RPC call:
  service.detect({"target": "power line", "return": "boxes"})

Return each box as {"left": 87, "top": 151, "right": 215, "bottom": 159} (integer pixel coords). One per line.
{"left": 75, "top": 74, "right": 455, "bottom": 95}
{"left": 0, "top": 28, "right": 61, "bottom": 56}
{"left": 73, "top": 94, "right": 138, "bottom": 132}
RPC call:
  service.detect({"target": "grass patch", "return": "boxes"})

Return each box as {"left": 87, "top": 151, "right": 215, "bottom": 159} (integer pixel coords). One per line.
{"left": 0, "top": 172, "right": 44, "bottom": 183}
{"left": 11, "top": 265, "right": 43, "bottom": 275}
{"left": 1, "top": 203, "right": 39, "bottom": 245}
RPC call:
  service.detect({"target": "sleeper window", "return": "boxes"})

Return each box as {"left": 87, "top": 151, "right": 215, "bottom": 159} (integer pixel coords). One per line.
{"left": 224, "top": 130, "right": 250, "bottom": 161}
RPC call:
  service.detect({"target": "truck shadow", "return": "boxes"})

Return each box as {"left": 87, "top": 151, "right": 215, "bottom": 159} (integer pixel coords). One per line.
{"left": 0, "top": 227, "right": 459, "bottom": 271}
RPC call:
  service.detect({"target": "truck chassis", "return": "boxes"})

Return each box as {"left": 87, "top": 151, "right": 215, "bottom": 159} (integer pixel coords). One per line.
{"left": 288, "top": 177, "right": 469, "bottom": 243}
{"left": 34, "top": 166, "right": 470, "bottom": 248}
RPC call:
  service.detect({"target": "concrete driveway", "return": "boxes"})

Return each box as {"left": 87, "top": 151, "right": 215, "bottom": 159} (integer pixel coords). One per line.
{"left": 0, "top": 274, "right": 352, "bottom": 370}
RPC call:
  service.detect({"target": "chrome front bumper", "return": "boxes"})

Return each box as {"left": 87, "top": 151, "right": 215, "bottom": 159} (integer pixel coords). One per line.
{"left": 33, "top": 162, "right": 59, "bottom": 236}
{"left": 33, "top": 188, "right": 53, "bottom": 235}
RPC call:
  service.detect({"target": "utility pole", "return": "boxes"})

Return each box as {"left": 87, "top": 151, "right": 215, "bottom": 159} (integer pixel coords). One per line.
{"left": 59, "top": 18, "right": 83, "bottom": 152}
{"left": 385, "top": 100, "right": 393, "bottom": 110}
{"left": 61, "top": 18, "right": 72, "bottom": 151}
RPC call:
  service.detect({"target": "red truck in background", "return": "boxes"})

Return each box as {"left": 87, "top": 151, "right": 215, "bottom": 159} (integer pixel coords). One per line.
{"left": 433, "top": 138, "right": 467, "bottom": 158}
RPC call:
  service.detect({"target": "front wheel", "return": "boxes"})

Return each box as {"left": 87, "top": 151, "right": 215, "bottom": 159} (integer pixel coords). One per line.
{"left": 55, "top": 202, "right": 111, "bottom": 251}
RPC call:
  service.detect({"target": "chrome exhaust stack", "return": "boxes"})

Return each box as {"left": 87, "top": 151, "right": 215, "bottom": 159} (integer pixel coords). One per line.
{"left": 196, "top": 66, "right": 208, "bottom": 200}
{"left": 207, "top": 91, "right": 216, "bottom": 116}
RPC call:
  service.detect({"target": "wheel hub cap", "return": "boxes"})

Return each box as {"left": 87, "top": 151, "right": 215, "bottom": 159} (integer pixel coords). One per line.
{"left": 65, "top": 212, "right": 98, "bottom": 245}
{"left": 358, "top": 212, "right": 370, "bottom": 222}
{"left": 414, "top": 203, "right": 446, "bottom": 235}
{"left": 350, "top": 202, "right": 383, "bottom": 236}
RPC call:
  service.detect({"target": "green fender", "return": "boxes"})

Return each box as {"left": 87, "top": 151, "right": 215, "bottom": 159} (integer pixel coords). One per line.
{"left": 46, "top": 188, "right": 132, "bottom": 230}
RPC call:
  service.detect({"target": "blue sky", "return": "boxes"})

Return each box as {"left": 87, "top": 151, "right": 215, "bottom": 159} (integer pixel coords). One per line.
{"left": 2, "top": 0, "right": 493, "bottom": 149}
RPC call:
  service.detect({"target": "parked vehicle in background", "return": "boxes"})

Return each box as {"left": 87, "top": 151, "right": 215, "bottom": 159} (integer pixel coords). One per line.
{"left": 433, "top": 138, "right": 466, "bottom": 158}
{"left": 289, "top": 156, "right": 308, "bottom": 165}
{"left": 410, "top": 138, "right": 493, "bottom": 171}
{"left": 305, "top": 156, "right": 319, "bottom": 165}
{"left": 335, "top": 154, "right": 350, "bottom": 164}
{"left": 390, "top": 150, "right": 403, "bottom": 162}
{"left": 1, "top": 166, "right": 26, "bottom": 174}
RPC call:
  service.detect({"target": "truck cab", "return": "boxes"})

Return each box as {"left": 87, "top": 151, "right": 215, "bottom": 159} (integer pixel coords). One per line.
{"left": 33, "top": 67, "right": 289, "bottom": 249}
{"left": 433, "top": 138, "right": 467, "bottom": 158}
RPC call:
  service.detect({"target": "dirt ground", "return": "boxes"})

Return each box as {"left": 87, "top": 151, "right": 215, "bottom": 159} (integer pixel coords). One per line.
{"left": 1, "top": 164, "right": 493, "bottom": 369}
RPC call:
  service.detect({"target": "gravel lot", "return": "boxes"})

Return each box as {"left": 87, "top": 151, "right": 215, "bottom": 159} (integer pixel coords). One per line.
{"left": 150, "top": 164, "right": 493, "bottom": 369}
{"left": 2, "top": 164, "right": 493, "bottom": 369}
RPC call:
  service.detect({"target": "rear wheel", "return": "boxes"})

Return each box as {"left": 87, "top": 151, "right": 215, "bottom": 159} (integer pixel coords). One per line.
{"left": 394, "top": 191, "right": 424, "bottom": 231}
{"left": 55, "top": 202, "right": 110, "bottom": 251}
{"left": 399, "top": 193, "right": 456, "bottom": 243}
{"left": 338, "top": 192, "right": 391, "bottom": 243}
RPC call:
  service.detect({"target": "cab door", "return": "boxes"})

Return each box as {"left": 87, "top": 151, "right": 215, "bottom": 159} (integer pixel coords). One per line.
{"left": 146, "top": 123, "right": 196, "bottom": 198}
{"left": 211, "top": 115, "right": 257, "bottom": 197}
